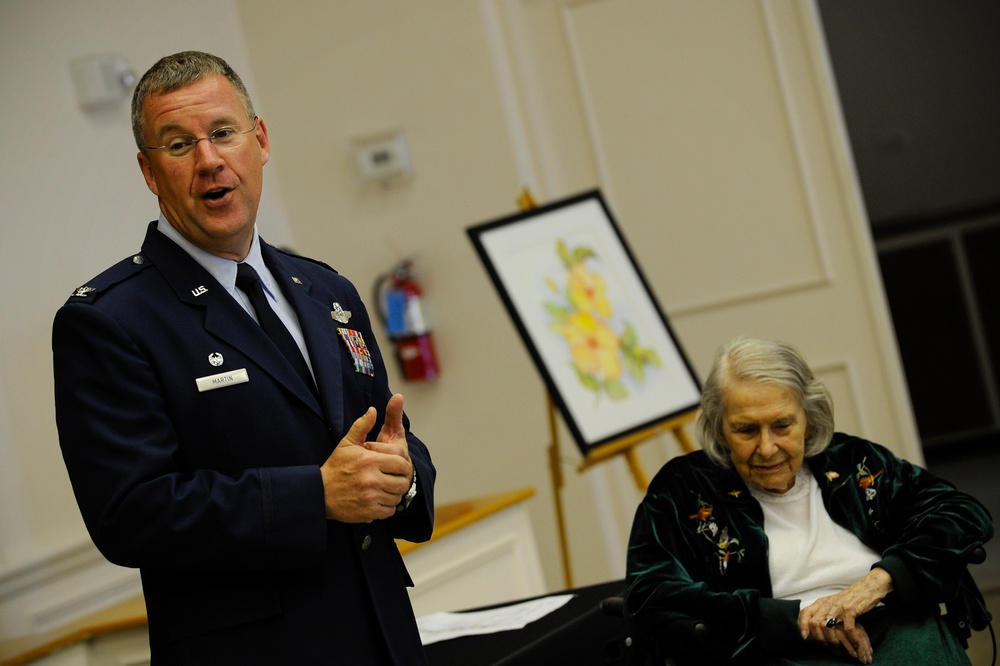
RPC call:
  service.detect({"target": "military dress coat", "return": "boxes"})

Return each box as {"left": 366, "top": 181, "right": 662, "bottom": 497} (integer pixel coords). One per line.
{"left": 53, "top": 222, "right": 435, "bottom": 665}
{"left": 624, "top": 433, "right": 993, "bottom": 665}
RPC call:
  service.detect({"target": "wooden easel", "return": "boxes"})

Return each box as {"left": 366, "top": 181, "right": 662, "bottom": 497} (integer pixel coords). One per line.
{"left": 547, "top": 396, "right": 697, "bottom": 588}
{"left": 516, "top": 188, "right": 698, "bottom": 588}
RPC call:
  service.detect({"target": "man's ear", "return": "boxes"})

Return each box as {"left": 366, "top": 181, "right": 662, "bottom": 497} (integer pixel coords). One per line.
{"left": 255, "top": 116, "right": 271, "bottom": 167}
{"left": 137, "top": 152, "right": 159, "bottom": 196}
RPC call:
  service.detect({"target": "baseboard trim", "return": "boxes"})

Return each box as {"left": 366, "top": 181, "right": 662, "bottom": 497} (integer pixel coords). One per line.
{"left": 0, "top": 540, "right": 141, "bottom": 637}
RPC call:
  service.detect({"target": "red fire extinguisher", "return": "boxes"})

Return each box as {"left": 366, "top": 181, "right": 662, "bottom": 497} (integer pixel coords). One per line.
{"left": 373, "top": 259, "right": 440, "bottom": 382}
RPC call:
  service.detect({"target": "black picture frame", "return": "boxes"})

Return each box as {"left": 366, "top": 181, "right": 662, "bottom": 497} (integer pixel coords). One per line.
{"left": 468, "top": 190, "right": 701, "bottom": 456}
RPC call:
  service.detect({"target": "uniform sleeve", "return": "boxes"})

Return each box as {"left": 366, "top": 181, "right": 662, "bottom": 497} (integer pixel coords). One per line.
{"left": 388, "top": 432, "right": 435, "bottom": 543}
{"left": 323, "top": 275, "right": 435, "bottom": 545}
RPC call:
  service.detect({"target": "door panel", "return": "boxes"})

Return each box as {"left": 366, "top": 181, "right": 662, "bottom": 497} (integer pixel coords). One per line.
{"left": 486, "top": 0, "right": 919, "bottom": 582}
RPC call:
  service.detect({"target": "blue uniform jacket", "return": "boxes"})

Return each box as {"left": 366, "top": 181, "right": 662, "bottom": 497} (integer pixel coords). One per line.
{"left": 53, "top": 222, "right": 435, "bottom": 665}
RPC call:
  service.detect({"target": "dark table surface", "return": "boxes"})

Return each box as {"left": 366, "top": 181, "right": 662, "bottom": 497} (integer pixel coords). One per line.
{"left": 423, "top": 579, "right": 628, "bottom": 666}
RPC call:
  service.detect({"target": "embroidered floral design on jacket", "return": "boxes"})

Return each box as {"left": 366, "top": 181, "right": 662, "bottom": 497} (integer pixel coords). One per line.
{"left": 856, "top": 457, "right": 884, "bottom": 502}
{"left": 715, "top": 527, "right": 743, "bottom": 574}
{"left": 689, "top": 495, "right": 745, "bottom": 574}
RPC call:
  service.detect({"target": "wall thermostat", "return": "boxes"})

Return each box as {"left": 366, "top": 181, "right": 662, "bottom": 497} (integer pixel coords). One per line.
{"left": 352, "top": 130, "right": 412, "bottom": 183}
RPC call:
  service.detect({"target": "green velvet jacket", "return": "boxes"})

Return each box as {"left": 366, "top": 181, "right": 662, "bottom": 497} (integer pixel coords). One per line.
{"left": 624, "top": 433, "right": 994, "bottom": 664}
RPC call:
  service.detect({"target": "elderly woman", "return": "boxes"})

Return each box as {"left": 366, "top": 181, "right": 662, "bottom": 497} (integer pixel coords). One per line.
{"left": 625, "top": 338, "right": 993, "bottom": 665}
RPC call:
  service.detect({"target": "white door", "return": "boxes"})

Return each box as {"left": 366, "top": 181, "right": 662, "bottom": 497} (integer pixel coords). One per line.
{"left": 482, "top": 0, "right": 919, "bottom": 580}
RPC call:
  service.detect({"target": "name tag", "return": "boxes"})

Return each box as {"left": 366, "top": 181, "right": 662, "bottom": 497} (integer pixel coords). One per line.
{"left": 196, "top": 368, "right": 250, "bottom": 392}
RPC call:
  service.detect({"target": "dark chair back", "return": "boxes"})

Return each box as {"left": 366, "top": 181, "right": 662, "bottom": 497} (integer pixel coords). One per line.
{"left": 942, "top": 546, "right": 993, "bottom": 653}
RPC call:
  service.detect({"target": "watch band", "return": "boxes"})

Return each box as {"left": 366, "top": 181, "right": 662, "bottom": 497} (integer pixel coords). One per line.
{"left": 397, "top": 467, "right": 417, "bottom": 511}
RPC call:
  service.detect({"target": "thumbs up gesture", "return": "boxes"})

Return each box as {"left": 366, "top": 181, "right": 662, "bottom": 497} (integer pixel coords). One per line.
{"left": 320, "top": 394, "right": 413, "bottom": 522}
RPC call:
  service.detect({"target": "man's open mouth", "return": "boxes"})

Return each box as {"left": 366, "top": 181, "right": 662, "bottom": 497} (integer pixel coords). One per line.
{"left": 203, "top": 188, "right": 230, "bottom": 200}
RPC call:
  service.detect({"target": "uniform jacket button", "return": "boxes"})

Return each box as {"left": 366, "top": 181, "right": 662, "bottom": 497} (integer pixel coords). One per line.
{"left": 362, "top": 535, "right": 372, "bottom": 551}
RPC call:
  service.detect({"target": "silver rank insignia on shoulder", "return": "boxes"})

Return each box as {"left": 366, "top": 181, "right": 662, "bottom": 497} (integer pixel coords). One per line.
{"left": 331, "top": 302, "right": 352, "bottom": 324}
{"left": 72, "top": 286, "right": 96, "bottom": 298}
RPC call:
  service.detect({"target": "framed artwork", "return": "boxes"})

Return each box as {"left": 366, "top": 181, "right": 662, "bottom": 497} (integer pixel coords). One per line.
{"left": 468, "top": 190, "right": 701, "bottom": 456}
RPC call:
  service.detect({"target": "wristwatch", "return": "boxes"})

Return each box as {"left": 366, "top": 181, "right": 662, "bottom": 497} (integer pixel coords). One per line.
{"left": 397, "top": 468, "right": 417, "bottom": 511}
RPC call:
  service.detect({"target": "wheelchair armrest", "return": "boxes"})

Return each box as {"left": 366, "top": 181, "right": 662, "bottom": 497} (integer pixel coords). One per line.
{"left": 600, "top": 596, "right": 709, "bottom": 642}
{"left": 942, "top": 544, "right": 993, "bottom": 648}
{"left": 600, "top": 595, "right": 625, "bottom": 617}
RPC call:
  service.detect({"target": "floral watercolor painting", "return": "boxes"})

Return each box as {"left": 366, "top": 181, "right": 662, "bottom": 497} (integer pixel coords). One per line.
{"left": 544, "top": 239, "right": 662, "bottom": 403}
{"left": 468, "top": 190, "right": 701, "bottom": 454}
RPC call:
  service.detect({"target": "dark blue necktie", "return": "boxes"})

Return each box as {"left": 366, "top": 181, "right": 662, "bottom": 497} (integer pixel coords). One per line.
{"left": 235, "top": 263, "right": 316, "bottom": 394}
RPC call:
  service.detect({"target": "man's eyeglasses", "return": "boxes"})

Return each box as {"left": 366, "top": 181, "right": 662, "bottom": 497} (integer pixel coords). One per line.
{"left": 144, "top": 117, "right": 259, "bottom": 158}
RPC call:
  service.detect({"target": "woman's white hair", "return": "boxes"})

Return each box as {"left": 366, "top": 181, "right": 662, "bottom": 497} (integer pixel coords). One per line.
{"left": 696, "top": 337, "right": 835, "bottom": 467}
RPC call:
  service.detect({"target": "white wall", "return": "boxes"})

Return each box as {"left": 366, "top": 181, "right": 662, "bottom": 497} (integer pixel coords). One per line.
{"left": 232, "top": 0, "right": 616, "bottom": 592}
{"left": 0, "top": 0, "right": 293, "bottom": 637}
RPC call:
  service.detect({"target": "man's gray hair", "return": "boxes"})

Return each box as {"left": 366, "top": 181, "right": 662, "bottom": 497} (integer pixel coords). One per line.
{"left": 696, "top": 337, "right": 835, "bottom": 467}
{"left": 131, "top": 51, "right": 255, "bottom": 153}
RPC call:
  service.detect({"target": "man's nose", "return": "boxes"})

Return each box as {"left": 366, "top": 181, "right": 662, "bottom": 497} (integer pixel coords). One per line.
{"left": 193, "top": 139, "right": 224, "bottom": 172}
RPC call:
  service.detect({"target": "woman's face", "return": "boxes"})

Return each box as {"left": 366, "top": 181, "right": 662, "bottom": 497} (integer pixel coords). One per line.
{"left": 722, "top": 379, "right": 808, "bottom": 494}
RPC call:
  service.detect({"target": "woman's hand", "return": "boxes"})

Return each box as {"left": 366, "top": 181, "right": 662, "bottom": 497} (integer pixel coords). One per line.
{"left": 797, "top": 567, "right": 893, "bottom": 664}
{"left": 812, "top": 622, "right": 873, "bottom": 664}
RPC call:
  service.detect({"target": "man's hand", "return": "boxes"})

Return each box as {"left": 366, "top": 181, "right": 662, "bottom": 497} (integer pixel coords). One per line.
{"left": 797, "top": 568, "right": 893, "bottom": 664}
{"left": 320, "top": 394, "right": 413, "bottom": 523}
{"left": 368, "top": 393, "right": 411, "bottom": 463}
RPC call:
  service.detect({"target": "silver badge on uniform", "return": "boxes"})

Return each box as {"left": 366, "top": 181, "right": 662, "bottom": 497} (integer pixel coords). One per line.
{"left": 331, "top": 302, "right": 352, "bottom": 324}
{"left": 208, "top": 352, "right": 224, "bottom": 367}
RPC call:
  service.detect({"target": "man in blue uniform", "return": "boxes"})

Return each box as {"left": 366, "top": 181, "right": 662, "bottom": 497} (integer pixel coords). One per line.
{"left": 52, "top": 51, "right": 435, "bottom": 665}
